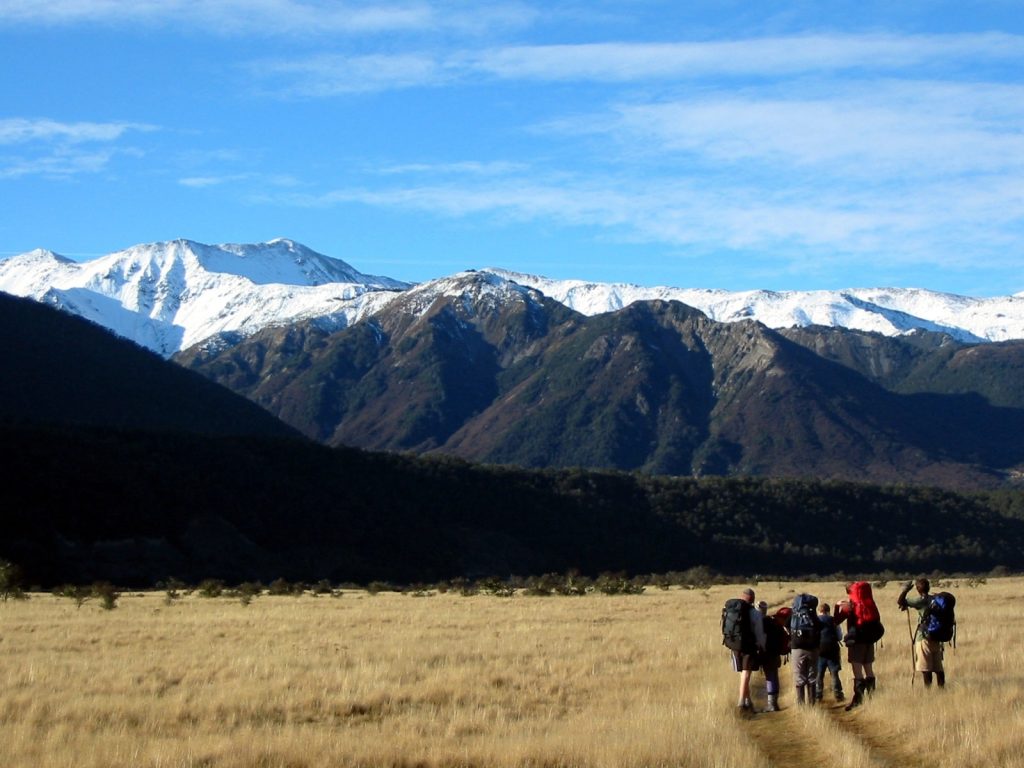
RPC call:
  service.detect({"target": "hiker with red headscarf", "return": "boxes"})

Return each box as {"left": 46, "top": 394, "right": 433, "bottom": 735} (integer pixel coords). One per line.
{"left": 834, "top": 581, "right": 885, "bottom": 710}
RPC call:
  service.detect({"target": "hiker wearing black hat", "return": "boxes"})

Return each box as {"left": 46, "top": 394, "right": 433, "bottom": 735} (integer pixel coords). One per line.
{"left": 898, "top": 578, "right": 950, "bottom": 688}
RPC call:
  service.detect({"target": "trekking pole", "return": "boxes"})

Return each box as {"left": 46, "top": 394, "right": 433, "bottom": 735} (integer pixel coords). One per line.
{"left": 906, "top": 609, "right": 916, "bottom": 687}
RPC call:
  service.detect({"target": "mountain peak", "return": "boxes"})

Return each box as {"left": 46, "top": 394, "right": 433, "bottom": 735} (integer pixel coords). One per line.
{"left": 0, "top": 238, "right": 410, "bottom": 356}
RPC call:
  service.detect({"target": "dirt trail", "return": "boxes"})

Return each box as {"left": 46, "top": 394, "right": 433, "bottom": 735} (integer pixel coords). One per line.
{"left": 742, "top": 698, "right": 928, "bottom": 768}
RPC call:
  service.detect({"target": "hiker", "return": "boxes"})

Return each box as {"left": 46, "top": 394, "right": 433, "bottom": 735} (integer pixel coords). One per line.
{"left": 721, "top": 587, "right": 767, "bottom": 712}
{"left": 815, "top": 602, "right": 844, "bottom": 702}
{"left": 834, "top": 581, "right": 884, "bottom": 710}
{"left": 760, "top": 602, "right": 791, "bottom": 712}
{"left": 789, "top": 593, "right": 823, "bottom": 705}
{"left": 897, "top": 578, "right": 948, "bottom": 688}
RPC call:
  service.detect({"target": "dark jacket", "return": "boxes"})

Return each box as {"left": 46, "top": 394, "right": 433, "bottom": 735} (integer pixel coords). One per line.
{"left": 818, "top": 614, "right": 841, "bottom": 661}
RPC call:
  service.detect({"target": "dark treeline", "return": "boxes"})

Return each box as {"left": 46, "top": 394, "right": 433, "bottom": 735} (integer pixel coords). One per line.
{"left": 2, "top": 424, "right": 1024, "bottom": 588}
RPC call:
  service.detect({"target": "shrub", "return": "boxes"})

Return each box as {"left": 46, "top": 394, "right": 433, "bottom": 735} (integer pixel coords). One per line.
{"left": 0, "top": 559, "right": 26, "bottom": 601}
{"left": 477, "top": 577, "right": 515, "bottom": 597}
{"left": 56, "top": 584, "right": 92, "bottom": 608}
{"left": 197, "top": 579, "right": 226, "bottom": 598}
{"left": 312, "top": 579, "right": 334, "bottom": 595}
{"left": 92, "top": 581, "right": 120, "bottom": 610}
{"left": 594, "top": 572, "right": 645, "bottom": 595}
{"left": 232, "top": 582, "right": 263, "bottom": 606}
{"left": 158, "top": 577, "right": 187, "bottom": 606}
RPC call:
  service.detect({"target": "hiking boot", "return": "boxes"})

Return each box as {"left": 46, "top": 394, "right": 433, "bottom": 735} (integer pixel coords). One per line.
{"left": 834, "top": 689, "right": 845, "bottom": 702}
{"left": 844, "top": 680, "right": 864, "bottom": 711}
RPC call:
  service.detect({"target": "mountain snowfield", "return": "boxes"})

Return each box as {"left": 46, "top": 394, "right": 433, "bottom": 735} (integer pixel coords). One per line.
{"left": 0, "top": 239, "right": 408, "bottom": 357}
{"left": 2, "top": 238, "right": 1023, "bottom": 356}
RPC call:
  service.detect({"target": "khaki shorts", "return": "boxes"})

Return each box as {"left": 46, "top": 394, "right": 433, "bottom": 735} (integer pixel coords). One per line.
{"left": 915, "top": 638, "right": 944, "bottom": 673}
{"left": 847, "top": 642, "right": 875, "bottom": 665}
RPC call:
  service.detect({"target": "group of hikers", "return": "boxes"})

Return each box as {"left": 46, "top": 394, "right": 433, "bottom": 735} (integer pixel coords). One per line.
{"left": 722, "top": 578, "right": 957, "bottom": 713}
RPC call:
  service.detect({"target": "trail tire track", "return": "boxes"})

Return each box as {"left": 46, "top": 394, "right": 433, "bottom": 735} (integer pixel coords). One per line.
{"left": 743, "top": 697, "right": 928, "bottom": 768}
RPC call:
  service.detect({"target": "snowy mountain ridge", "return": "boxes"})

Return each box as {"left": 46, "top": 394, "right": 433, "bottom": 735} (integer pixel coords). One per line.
{"left": 2, "top": 238, "right": 1023, "bottom": 356}
{"left": 482, "top": 269, "right": 1024, "bottom": 344}
{"left": 0, "top": 239, "right": 409, "bottom": 357}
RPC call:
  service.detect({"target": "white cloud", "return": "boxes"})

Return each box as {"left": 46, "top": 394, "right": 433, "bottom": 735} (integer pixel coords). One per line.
{"left": 252, "top": 53, "right": 448, "bottom": 96}
{"left": 575, "top": 81, "right": 1024, "bottom": 178}
{"left": 0, "top": 118, "right": 155, "bottom": 145}
{"left": 265, "top": 154, "right": 1023, "bottom": 277}
{"left": 0, "top": 0, "right": 534, "bottom": 36}
{"left": 462, "top": 33, "right": 1024, "bottom": 81}
{"left": 377, "top": 160, "right": 528, "bottom": 175}
{"left": 178, "top": 172, "right": 299, "bottom": 188}
{"left": 0, "top": 147, "right": 117, "bottom": 179}
{"left": 0, "top": 118, "right": 155, "bottom": 179}
{"left": 248, "top": 32, "right": 1024, "bottom": 96}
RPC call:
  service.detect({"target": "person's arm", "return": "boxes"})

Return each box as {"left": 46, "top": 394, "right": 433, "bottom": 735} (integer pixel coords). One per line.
{"left": 834, "top": 600, "right": 851, "bottom": 626}
{"left": 897, "top": 581, "right": 913, "bottom": 610}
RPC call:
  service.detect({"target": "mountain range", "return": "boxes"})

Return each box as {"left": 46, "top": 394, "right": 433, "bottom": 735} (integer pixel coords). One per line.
{"left": 2, "top": 239, "right": 1023, "bottom": 358}
{"left": 4, "top": 253, "right": 1024, "bottom": 585}
{"left": 4, "top": 238, "right": 1024, "bottom": 489}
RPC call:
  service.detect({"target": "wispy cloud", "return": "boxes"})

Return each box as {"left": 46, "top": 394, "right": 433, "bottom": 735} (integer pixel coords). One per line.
{"left": 461, "top": 33, "right": 1024, "bottom": 81}
{"left": 556, "top": 81, "right": 1024, "bottom": 179}
{"left": 251, "top": 32, "right": 1024, "bottom": 96}
{"left": 0, "top": 0, "right": 535, "bottom": 36}
{"left": 0, "top": 118, "right": 155, "bottom": 145}
{"left": 0, "top": 118, "right": 155, "bottom": 179}
{"left": 251, "top": 53, "right": 446, "bottom": 96}
{"left": 178, "top": 172, "right": 299, "bottom": 188}
{"left": 265, "top": 152, "right": 1023, "bottom": 278}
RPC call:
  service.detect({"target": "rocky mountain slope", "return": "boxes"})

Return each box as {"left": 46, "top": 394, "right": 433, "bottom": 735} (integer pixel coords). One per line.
{"left": 177, "top": 271, "right": 1024, "bottom": 489}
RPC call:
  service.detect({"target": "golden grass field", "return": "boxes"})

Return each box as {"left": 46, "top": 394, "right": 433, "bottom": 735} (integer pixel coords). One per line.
{"left": 0, "top": 577, "right": 1019, "bottom": 768}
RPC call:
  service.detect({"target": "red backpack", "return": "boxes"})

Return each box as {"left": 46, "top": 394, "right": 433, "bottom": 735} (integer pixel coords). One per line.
{"left": 849, "top": 581, "right": 880, "bottom": 623}
{"left": 845, "top": 581, "right": 885, "bottom": 644}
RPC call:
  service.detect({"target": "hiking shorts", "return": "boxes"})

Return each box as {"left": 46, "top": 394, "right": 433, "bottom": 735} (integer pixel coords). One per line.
{"left": 915, "top": 638, "right": 944, "bottom": 673}
{"left": 731, "top": 650, "right": 760, "bottom": 672}
{"left": 847, "top": 642, "right": 875, "bottom": 665}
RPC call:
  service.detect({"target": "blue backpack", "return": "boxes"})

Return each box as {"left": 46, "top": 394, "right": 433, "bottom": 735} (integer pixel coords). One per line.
{"left": 922, "top": 592, "right": 956, "bottom": 643}
{"left": 790, "top": 593, "right": 821, "bottom": 650}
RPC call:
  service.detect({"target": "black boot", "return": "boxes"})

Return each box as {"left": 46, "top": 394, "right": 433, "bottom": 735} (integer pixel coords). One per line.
{"left": 864, "top": 676, "right": 876, "bottom": 695}
{"left": 844, "top": 679, "right": 864, "bottom": 711}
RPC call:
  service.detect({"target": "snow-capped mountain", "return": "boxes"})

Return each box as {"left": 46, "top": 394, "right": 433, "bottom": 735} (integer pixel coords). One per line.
{"left": 482, "top": 269, "right": 1024, "bottom": 344}
{"left": 0, "top": 239, "right": 409, "bottom": 357}
{"left": 3, "top": 237, "right": 1024, "bottom": 357}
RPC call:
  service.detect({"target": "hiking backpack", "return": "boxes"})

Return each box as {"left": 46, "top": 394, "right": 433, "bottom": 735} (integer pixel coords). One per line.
{"left": 790, "top": 593, "right": 821, "bottom": 650}
{"left": 722, "top": 598, "right": 753, "bottom": 652}
{"left": 845, "top": 581, "right": 885, "bottom": 645}
{"left": 922, "top": 591, "right": 957, "bottom": 644}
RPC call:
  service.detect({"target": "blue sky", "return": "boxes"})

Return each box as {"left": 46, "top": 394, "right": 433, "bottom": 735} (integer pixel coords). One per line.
{"left": 2, "top": 1, "right": 1023, "bottom": 295}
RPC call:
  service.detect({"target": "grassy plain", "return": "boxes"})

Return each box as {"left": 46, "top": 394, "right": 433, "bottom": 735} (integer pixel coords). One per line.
{"left": 0, "top": 578, "right": 1018, "bottom": 768}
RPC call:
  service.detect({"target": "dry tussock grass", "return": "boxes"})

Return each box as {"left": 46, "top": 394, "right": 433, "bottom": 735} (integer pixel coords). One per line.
{"left": 0, "top": 577, "right": 1016, "bottom": 767}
